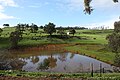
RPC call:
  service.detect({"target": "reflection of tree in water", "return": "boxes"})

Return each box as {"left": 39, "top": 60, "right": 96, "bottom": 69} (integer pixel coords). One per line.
{"left": 70, "top": 53, "right": 75, "bottom": 59}
{"left": 58, "top": 53, "right": 68, "bottom": 62}
{"left": 77, "top": 63, "right": 84, "bottom": 73}
{"left": 37, "top": 54, "right": 57, "bottom": 71}
{"left": 31, "top": 56, "right": 39, "bottom": 64}
{"left": 0, "top": 51, "right": 26, "bottom": 70}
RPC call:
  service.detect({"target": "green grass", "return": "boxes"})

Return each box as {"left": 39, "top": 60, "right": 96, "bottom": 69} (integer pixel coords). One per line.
{"left": 0, "top": 28, "right": 115, "bottom": 64}
{"left": 0, "top": 70, "right": 120, "bottom": 79}
{"left": 0, "top": 28, "right": 119, "bottom": 79}
{"left": 64, "top": 44, "right": 115, "bottom": 64}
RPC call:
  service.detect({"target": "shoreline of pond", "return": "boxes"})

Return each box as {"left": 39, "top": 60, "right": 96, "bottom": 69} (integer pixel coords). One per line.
{"left": 0, "top": 43, "right": 118, "bottom": 67}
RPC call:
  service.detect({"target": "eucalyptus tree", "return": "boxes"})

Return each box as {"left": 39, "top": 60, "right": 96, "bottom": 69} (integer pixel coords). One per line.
{"left": 114, "top": 21, "right": 120, "bottom": 33}
{"left": 44, "top": 22, "right": 56, "bottom": 36}
{"left": 9, "top": 30, "right": 22, "bottom": 49}
{"left": 69, "top": 29, "right": 76, "bottom": 36}
{"left": 106, "top": 21, "right": 120, "bottom": 67}
{"left": 30, "top": 23, "right": 38, "bottom": 33}
{"left": 3, "top": 24, "right": 9, "bottom": 27}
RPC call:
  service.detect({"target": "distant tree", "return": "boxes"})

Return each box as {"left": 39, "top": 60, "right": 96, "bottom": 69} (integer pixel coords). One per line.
{"left": 0, "top": 28, "right": 3, "bottom": 37}
{"left": 69, "top": 29, "right": 76, "bottom": 36}
{"left": 57, "top": 27, "right": 66, "bottom": 37}
{"left": 25, "top": 24, "right": 30, "bottom": 29}
{"left": 40, "top": 25, "right": 44, "bottom": 29}
{"left": 3, "top": 24, "right": 9, "bottom": 27}
{"left": 15, "top": 23, "right": 24, "bottom": 32}
{"left": 0, "top": 28, "right": 3, "bottom": 33}
{"left": 44, "top": 22, "right": 56, "bottom": 36}
{"left": 9, "top": 30, "right": 22, "bottom": 49}
{"left": 30, "top": 23, "right": 38, "bottom": 33}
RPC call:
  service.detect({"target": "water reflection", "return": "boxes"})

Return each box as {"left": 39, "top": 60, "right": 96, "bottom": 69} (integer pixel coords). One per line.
{"left": 37, "top": 54, "right": 57, "bottom": 71}
{"left": 0, "top": 50, "right": 117, "bottom": 73}
{"left": 0, "top": 51, "right": 26, "bottom": 70}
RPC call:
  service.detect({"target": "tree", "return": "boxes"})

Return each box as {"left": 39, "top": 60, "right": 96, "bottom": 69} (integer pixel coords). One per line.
{"left": 15, "top": 23, "right": 25, "bottom": 32}
{"left": 3, "top": 24, "right": 9, "bottom": 27}
{"left": 0, "top": 28, "right": 3, "bottom": 33}
{"left": 44, "top": 22, "right": 56, "bottom": 36}
{"left": 0, "top": 28, "right": 3, "bottom": 37}
{"left": 57, "top": 27, "right": 66, "bottom": 37}
{"left": 69, "top": 29, "right": 76, "bottom": 36}
{"left": 25, "top": 24, "right": 30, "bottom": 29}
{"left": 114, "top": 21, "right": 120, "bottom": 33}
{"left": 9, "top": 30, "right": 22, "bottom": 49}
{"left": 30, "top": 23, "right": 38, "bottom": 33}
{"left": 84, "top": 0, "right": 119, "bottom": 14}
{"left": 106, "top": 32, "right": 120, "bottom": 53}
{"left": 40, "top": 25, "right": 44, "bottom": 29}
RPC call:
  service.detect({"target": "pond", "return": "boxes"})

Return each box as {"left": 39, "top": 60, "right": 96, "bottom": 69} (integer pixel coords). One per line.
{"left": 0, "top": 50, "right": 115, "bottom": 73}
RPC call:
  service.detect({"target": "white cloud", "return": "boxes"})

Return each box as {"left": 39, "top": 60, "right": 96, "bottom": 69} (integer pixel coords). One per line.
{"left": 91, "top": 0, "right": 120, "bottom": 8}
{"left": 58, "top": 0, "right": 120, "bottom": 11}
{"left": 83, "top": 16, "right": 120, "bottom": 29}
{"left": 0, "top": 0, "right": 18, "bottom": 20}
{"left": 0, "top": 0, "right": 18, "bottom": 7}
{"left": 0, "top": 12, "right": 15, "bottom": 20}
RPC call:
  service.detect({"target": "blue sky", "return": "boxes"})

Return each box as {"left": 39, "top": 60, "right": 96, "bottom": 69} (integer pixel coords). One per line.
{"left": 0, "top": 0, "right": 120, "bottom": 29}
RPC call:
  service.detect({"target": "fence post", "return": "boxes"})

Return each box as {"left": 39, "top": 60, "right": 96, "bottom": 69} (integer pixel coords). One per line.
{"left": 91, "top": 63, "right": 94, "bottom": 77}
{"left": 100, "top": 63, "right": 102, "bottom": 77}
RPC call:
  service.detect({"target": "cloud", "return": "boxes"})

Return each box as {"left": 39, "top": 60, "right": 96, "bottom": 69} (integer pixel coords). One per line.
{"left": 83, "top": 15, "right": 120, "bottom": 29}
{"left": 57, "top": 0, "right": 120, "bottom": 11}
{"left": 91, "top": 0, "right": 120, "bottom": 8}
{"left": 0, "top": 12, "right": 15, "bottom": 20}
{"left": 0, "top": 0, "right": 18, "bottom": 20}
{"left": 0, "top": 5, "right": 4, "bottom": 11}
{"left": 0, "top": 0, "right": 18, "bottom": 7}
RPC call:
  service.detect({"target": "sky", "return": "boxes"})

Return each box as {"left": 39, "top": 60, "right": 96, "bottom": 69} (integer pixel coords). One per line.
{"left": 0, "top": 0, "right": 120, "bottom": 29}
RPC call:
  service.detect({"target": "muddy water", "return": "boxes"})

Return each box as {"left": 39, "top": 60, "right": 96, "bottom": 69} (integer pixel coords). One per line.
{"left": 0, "top": 50, "right": 115, "bottom": 73}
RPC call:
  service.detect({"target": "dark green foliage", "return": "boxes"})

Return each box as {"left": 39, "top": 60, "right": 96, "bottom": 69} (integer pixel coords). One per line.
{"left": 69, "top": 29, "right": 76, "bottom": 36}
{"left": 9, "top": 30, "right": 22, "bottom": 49}
{"left": 40, "top": 25, "right": 44, "bottom": 29}
{"left": 15, "top": 24, "right": 25, "bottom": 32}
{"left": 114, "top": 53, "right": 120, "bottom": 67}
{"left": 56, "top": 26, "right": 88, "bottom": 30}
{"left": 106, "top": 23, "right": 120, "bottom": 67}
{"left": 57, "top": 27, "right": 66, "bottom": 37}
{"left": 114, "top": 21, "right": 120, "bottom": 33}
{"left": 30, "top": 23, "right": 38, "bottom": 33}
{"left": 0, "top": 28, "right": 3, "bottom": 33}
{"left": 44, "top": 22, "right": 56, "bottom": 36}
{"left": 3, "top": 24, "right": 9, "bottom": 27}
{"left": 106, "top": 33, "right": 120, "bottom": 53}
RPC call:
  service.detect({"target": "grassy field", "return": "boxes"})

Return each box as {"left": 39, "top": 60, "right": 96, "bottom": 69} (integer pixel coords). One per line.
{"left": 1, "top": 27, "right": 120, "bottom": 79}
{"left": 0, "top": 27, "right": 115, "bottom": 64}
{"left": 0, "top": 70, "right": 120, "bottom": 80}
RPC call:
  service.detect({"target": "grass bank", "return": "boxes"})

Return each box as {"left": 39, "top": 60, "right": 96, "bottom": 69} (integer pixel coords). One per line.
{"left": 64, "top": 44, "right": 115, "bottom": 64}
{"left": 0, "top": 70, "right": 120, "bottom": 80}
